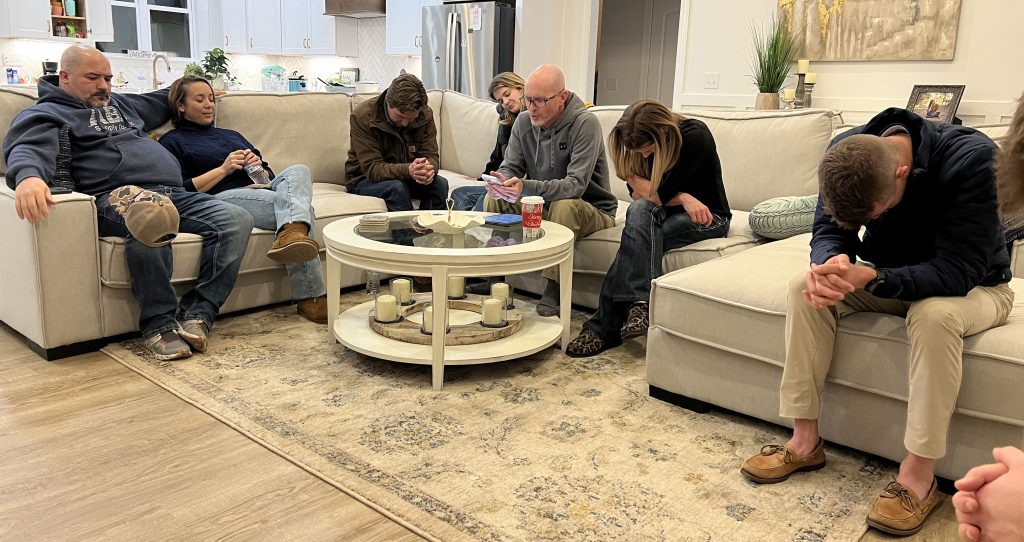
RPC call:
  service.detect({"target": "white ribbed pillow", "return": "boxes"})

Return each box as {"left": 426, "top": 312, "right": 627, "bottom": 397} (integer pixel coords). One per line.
{"left": 748, "top": 195, "right": 819, "bottom": 239}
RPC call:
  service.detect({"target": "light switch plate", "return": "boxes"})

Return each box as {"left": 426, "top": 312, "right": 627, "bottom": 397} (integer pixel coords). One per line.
{"left": 704, "top": 72, "right": 720, "bottom": 89}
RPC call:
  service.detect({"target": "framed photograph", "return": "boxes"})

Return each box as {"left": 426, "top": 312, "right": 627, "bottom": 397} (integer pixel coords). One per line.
{"left": 339, "top": 68, "right": 360, "bottom": 86}
{"left": 906, "top": 85, "right": 965, "bottom": 124}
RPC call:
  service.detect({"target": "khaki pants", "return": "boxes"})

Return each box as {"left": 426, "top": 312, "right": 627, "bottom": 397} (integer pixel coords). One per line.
{"left": 779, "top": 271, "right": 1014, "bottom": 459}
{"left": 484, "top": 195, "right": 615, "bottom": 281}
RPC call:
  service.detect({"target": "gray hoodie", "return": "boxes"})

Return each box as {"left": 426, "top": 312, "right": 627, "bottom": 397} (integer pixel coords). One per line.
{"left": 497, "top": 93, "right": 617, "bottom": 216}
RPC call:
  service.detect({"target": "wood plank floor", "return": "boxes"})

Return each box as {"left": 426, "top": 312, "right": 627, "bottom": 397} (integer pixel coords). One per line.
{"left": 0, "top": 326, "right": 959, "bottom": 541}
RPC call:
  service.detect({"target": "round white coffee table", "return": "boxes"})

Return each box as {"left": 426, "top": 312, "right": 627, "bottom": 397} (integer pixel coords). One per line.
{"left": 323, "top": 211, "right": 575, "bottom": 390}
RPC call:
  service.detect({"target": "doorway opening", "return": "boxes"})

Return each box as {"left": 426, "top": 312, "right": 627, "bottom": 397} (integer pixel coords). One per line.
{"left": 595, "top": 0, "right": 680, "bottom": 106}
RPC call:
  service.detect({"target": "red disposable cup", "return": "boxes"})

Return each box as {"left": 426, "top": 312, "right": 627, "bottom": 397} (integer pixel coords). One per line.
{"left": 521, "top": 195, "right": 544, "bottom": 230}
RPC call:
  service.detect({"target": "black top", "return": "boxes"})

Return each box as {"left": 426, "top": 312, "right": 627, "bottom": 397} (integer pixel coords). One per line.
{"left": 482, "top": 103, "right": 514, "bottom": 177}
{"left": 811, "top": 107, "right": 1011, "bottom": 300}
{"left": 158, "top": 119, "right": 275, "bottom": 194}
{"left": 633, "top": 117, "right": 731, "bottom": 219}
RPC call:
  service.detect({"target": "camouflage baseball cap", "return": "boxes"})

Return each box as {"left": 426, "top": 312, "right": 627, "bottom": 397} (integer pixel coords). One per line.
{"left": 108, "top": 185, "right": 180, "bottom": 247}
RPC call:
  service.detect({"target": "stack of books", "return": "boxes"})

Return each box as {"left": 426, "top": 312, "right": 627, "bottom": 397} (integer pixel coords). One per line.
{"left": 359, "top": 213, "right": 390, "bottom": 233}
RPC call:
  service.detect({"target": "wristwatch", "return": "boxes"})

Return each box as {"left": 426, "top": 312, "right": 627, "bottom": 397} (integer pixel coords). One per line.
{"left": 865, "top": 268, "right": 888, "bottom": 295}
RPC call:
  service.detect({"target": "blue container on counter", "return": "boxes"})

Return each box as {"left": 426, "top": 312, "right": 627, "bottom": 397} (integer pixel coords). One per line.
{"left": 288, "top": 77, "right": 306, "bottom": 92}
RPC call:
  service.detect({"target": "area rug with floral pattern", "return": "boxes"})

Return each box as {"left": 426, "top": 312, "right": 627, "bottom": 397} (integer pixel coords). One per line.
{"left": 102, "top": 292, "right": 896, "bottom": 542}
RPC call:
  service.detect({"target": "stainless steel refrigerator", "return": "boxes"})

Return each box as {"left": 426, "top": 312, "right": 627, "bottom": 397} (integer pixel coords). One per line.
{"left": 421, "top": 1, "right": 515, "bottom": 99}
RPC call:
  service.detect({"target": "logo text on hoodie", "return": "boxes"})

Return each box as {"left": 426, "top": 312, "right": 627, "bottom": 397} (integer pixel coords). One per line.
{"left": 89, "top": 106, "right": 130, "bottom": 133}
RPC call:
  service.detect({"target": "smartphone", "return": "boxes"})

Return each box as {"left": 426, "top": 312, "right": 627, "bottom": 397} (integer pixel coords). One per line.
{"left": 481, "top": 174, "right": 502, "bottom": 185}
{"left": 49, "top": 186, "right": 73, "bottom": 194}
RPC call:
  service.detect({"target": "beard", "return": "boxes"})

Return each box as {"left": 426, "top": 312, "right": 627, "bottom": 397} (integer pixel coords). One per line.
{"left": 86, "top": 92, "right": 110, "bottom": 108}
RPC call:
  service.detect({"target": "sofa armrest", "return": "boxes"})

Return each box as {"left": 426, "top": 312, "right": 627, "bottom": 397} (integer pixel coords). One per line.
{"left": 0, "top": 184, "right": 104, "bottom": 349}
{"left": 1012, "top": 239, "right": 1024, "bottom": 279}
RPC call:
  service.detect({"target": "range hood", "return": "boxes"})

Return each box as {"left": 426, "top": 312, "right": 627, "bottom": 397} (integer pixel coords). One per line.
{"left": 325, "top": 0, "right": 385, "bottom": 18}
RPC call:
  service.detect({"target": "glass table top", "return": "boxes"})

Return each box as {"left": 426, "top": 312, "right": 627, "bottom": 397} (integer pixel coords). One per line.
{"left": 355, "top": 214, "right": 544, "bottom": 250}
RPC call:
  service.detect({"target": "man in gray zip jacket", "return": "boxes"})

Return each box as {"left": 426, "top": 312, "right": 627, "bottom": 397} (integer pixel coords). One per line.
{"left": 484, "top": 64, "right": 617, "bottom": 316}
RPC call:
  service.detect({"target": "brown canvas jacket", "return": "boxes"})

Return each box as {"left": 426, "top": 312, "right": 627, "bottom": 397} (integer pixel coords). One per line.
{"left": 343, "top": 94, "right": 440, "bottom": 188}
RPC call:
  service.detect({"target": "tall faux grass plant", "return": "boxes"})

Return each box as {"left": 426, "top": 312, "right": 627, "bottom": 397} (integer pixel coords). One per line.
{"left": 749, "top": 16, "right": 800, "bottom": 93}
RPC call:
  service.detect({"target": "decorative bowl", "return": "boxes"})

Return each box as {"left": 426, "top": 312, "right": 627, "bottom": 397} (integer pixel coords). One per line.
{"left": 416, "top": 212, "right": 484, "bottom": 234}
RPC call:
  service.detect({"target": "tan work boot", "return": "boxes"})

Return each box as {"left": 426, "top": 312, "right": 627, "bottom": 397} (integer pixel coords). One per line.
{"left": 741, "top": 438, "right": 826, "bottom": 483}
{"left": 866, "top": 478, "right": 943, "bottom": 536}
{"left": 267, "top": 223, "right": 319, "bottom": 264}
{"left": 297, "top": 296, "right": 328, "bottom": 324}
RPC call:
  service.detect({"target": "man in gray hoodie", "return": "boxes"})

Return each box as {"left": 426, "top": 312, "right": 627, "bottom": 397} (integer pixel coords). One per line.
{"left": 484, "top": 64, "right": 617, "bottom": 315}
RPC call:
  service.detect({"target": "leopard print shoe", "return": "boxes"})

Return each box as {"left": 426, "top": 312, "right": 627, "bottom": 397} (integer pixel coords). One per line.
{"left": 566, "top": 328, "right": 617, "bottom": 358}
{"left": 620, "top": 302, "right": 650, "bottom": 341}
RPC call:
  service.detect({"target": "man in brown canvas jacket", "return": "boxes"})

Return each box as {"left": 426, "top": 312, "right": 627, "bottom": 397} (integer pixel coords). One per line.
{"left": 344, "top": 74, "right": 448, "bottom": 211}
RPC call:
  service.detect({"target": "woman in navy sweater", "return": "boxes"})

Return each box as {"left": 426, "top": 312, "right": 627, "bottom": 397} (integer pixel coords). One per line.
{"left": 159, "top": 75, "right": 327, "bottom": 323}
{"left": 566, "top": 100, "right": 731, "bottom": 357}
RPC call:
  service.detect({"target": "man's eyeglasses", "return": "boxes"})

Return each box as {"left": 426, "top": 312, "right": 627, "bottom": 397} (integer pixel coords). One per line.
{"left": 520, "top": 90, "right": 564, "bottom": 108}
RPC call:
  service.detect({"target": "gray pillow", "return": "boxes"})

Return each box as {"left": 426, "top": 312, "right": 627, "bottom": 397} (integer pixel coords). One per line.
{"left": 748, "top": 195, "right": 819, "bottom": 239}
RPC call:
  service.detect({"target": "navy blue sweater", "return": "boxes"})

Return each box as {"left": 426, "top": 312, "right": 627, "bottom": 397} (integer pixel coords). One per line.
{"left": 811, "top": 108, "right": 1011, "bottom": 300}
{"left": 4, "top": 75, "right": 177, "bottom": 195}
{"left": 158, "top": 119, "right": 275, "bottom": 194}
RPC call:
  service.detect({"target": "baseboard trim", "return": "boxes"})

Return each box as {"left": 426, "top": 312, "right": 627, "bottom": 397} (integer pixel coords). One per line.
{"left": 648, "top": 385, "right": 711, "bottom": 414}
{"left": 0, "top": 320, "right": 132, "bottom": 361}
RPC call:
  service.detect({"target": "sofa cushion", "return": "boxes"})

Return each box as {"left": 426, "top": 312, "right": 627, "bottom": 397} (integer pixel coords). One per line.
{"left": 651, "top": 232, "right": 1024, "bottom": 427}
{"left": 679, "top": 109, "right": 841, "bottom": 212}
{"left": 748, "top": 194, "right": 819, "bottom": 239}
{"left": 215, "top": 92, "right": 352, "bottom": 186}
{"left": 0, "top": 88, "right": 37, "bottom": 175}
{"left": 436, "top": 91, "right": 499, "bottom": 177}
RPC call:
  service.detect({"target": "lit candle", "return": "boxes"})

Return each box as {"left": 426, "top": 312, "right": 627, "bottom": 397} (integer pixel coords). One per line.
{"left": 797, "top": 59, "right": 809, "bottom": 74}
{"left": 448, "top": 276, "right": 465, "bottom": 298}
{"left": 804, "top": 72, "right": 817, "bottom": 84}
{"left": 391, "top": 278, "right": 411, "bottom": 304}
{"left": 375, "top": 294, "right": 398, "bottom": 323}
{"left": 491, "top": 282, "right": 510, "bottom": 306}
{"left": 784, "top": 88, "right": 796, "bottom": 101}
{"left": 481, "top": 297, "right": 503, "bottom": 326}
{"left": 423, "top": 306, "right": 433, "bottom": 333}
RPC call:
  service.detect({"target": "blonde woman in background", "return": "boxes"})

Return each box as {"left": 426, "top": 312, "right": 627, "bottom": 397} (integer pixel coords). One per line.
{"left": 450, "top": 71, "right": 525, "bottom": 211}
{"left": 566, "top": 100, "right": 731, "bottom": 357}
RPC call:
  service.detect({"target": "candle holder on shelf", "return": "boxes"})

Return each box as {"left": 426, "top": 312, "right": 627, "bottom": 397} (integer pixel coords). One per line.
{"left": 373, "top": 294, "right": 401, "bottom": 324}
{"left": 489, "top": 282, "right": 515, "bottom": 309}
{"left": 480, "top": 296, "right": 508, "bottom": 328}
{"left": 447, "top": 276, "right": 466, "bottom": 300}
{"left": 802, "top": 83, "right": 816, "bottom": 108}
{"left": 782, "top": 89, "right": 796, "bottom": 109}
{"left": 419, "top": 303, "right": 450, "bottom": 335}
{"left": 390, "top": 277, "right": 414, "bottom": 306}
{"left": 794, "top": 73, "right": 806, "bottom": 109}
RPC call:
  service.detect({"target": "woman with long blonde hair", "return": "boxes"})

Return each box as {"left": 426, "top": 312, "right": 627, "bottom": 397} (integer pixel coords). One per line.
{"left": 567, "top": 99, "right": 731, "bottom": 357}
{"left": 451, "top": 71, "right": 525, "bottom": 211}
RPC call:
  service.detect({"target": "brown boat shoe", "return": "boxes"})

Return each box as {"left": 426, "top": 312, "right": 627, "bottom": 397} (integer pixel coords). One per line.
{"left": 741, "top": 438, "right": 826, "bottom": 483}
{"left": 267, "top": 222, "right": 319, "bottom": 264}
{"left": 866, "top": 478, "right": 942, "bottom": 536}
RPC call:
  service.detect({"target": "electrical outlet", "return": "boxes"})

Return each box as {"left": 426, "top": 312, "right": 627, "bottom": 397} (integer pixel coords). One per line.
{"left": 703, "top": 72, "right": 720, "bottom": 89}
{"left": 605, "top": 77, "right": 618, "bottom": 91}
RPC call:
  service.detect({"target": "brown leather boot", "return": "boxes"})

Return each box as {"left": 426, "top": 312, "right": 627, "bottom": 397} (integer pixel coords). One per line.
{"left": 297, "top": 296, "right": 328, "bottom": 324}
{"left": 267, "top": 223, "right": 319, "bottom": 264}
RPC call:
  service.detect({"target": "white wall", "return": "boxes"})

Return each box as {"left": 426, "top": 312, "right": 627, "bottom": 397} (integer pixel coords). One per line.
{"left": 514, "top": 0, "right": 599, "bottom": 102}
{"left": 674, "top": 0, "right": 1024, "bottom": 125}
{"left": 596, "top": 0, "right": 645, "bottom": 105}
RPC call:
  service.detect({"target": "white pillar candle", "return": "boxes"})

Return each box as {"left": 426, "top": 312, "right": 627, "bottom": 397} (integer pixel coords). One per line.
{"left": 423, "top": 306, "right": 433, "bottom": 333}
{"left": 375, "top": 294, "right": 398, "bottom": 322}
{"left": 481, "top": 298, "right": 503, "bottom": 326}
{"left": 797, "top": 59, "right": 809, "bottom": 74}
{"left": 804, "top": 72, "right": 817, "bottom": 84}
{"left": 490, "top": 282, "right": 510, "bottom": 306}
{"left": 391, "top": 278, "right": 411, "bottom": 304}
{"left": 448, "top": 276, "right": 465, "bottom": 298}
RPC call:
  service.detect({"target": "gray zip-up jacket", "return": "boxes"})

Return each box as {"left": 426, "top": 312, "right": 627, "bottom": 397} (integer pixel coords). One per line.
{"left": 497, "top": 93, "right": 617, "bottom": 216}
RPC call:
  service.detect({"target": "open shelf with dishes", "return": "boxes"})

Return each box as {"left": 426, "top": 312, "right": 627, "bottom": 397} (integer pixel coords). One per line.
{"left": 49, "top": 0, "right": 90, "bottom": 39}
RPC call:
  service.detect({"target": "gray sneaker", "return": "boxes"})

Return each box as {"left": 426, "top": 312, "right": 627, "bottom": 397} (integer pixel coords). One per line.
{"left": 144, "top": 330, "right": 192, "bottom": 361}
{"left": 177, "top": 320, "right": 209, "bottom": 353}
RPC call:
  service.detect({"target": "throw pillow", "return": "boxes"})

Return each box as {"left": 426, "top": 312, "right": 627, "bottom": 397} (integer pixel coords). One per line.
{"left": 748, "top": 195, "right": 819, "bottom": 239}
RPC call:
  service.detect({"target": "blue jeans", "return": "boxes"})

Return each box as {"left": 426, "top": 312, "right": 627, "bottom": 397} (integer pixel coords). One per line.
{"left": 352, "top": 176, "right": 449, "bottom": 211}
{"left": 214, "top": 165, "right": 325, "bottom": 300}
{"left": 96, "top": 186, "right": 253, "bottom": 338}
{"left": 584, "top": 198, "right": 730, "bottom": 340}
{"left": 450, "top": 184, "right": 486, "bottom": 211}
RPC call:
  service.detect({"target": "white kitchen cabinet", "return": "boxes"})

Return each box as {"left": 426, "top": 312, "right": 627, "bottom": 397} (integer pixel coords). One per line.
{"left": 207, "top": 0, "right": 248, "bottom": 53}
{"left": 281, "top": 0, "right": 335, "bottom": 55}
{"left": 86, "top": 0, "right": 114, "bottom": 43}
{"left": 246, "top": 0, "right": 282, "bottom": 53}
{"left": 385, "top": 0, "right": 441, "bottom": 56}
{"left": 0, "top": 1, "right": 52, "bottom": 40}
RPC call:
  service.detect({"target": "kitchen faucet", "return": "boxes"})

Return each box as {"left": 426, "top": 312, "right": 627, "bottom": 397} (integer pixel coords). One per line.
{"left": 151, "top": 54, "right": 171, "bottom": 90}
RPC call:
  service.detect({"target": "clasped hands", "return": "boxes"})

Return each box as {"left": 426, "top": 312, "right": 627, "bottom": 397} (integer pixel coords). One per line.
{"left": 220, "top": 148, "right": 262, "bottom": 175}
{"left": 802, "top": 254, "right": 877, "bottom": 309}
{"left": 952, "top": 446, "right": 1024, "bottom": 542}
{"left": 409, "top": 157, "right": 436, "bottom": 185}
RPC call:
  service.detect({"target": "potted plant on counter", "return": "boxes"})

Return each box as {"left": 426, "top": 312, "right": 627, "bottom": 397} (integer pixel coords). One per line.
{"left": 200, "top": 48, "right": 236, "bottom": 90}
{"left": 749, "top": 15, "right": 799, "bottom": 110}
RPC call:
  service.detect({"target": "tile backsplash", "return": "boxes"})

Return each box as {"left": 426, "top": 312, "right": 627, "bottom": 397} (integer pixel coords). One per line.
{"left": 0, "top": 17, "right": 420, "bottom": 93}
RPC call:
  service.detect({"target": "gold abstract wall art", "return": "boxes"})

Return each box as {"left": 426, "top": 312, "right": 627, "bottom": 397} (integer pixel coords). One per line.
{"left": 778, "top": 0, "right": 962, "bottom": 61}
